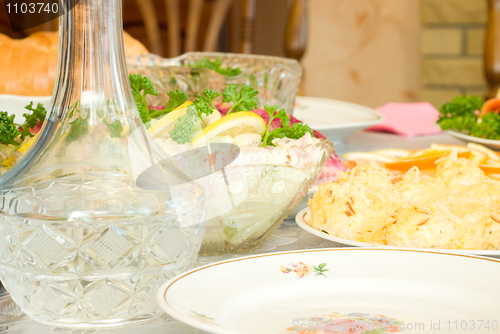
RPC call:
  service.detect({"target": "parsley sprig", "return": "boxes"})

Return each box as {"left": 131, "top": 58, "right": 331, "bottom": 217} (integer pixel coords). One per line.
{"left": 129, "top": 74, "right": 189, "bottom": 122}
{"left": 0, "top": 102, "right": 47, "bottom": 146}
{"left": 192, "top": 58, "right": 241, "bottom": 77}
{"left": 194, "top": 89, "right": 220, "bottom": 126}
{"left": 436, "top": 95, "right": 500, "bottom": 139}
{"left": 149, "top": 90, "right": 189, "bottom": 119}
{"left": 129, "top": 73, "right": 158, "bottom": 124}
{"left": 223, "top": 84, "right": 258, "bottom": 114}
{"left": 0, "top": 112, "right": 22, "bottom": 146}
{"left": 261, "top": 104, "right": 313, "bottom": 147}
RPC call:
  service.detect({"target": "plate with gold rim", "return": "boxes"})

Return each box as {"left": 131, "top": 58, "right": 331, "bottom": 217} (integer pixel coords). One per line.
{"left": 157, "top": 247, "right": 500, "bottom": 334}
{"left": 296, "top": 208, "right": 500, "bottom": 258}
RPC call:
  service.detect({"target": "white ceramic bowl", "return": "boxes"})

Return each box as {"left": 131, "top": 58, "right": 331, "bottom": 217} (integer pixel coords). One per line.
{"left": 0, "top": 95, "right": 52, "bottom": 124}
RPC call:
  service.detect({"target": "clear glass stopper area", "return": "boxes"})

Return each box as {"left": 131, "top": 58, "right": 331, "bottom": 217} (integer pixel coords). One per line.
{"left": 0, "top": 0, "right": 206, "bottom": 328}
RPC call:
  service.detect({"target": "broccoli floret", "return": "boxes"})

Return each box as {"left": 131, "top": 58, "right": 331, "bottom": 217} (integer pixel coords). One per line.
{"left": 169, "top": 105, "right": 198, "bottom": 145}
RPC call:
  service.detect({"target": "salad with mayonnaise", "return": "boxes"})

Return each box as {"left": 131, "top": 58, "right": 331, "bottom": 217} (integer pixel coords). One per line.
{"left": 0, "top": 63, "right": 341, "bottom": 253}
{"left": 134, "top": 73, "right": 335, "bottom": 254}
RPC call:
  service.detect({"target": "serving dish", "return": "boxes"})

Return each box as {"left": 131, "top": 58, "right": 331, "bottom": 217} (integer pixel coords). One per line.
{"left": 157, "top": 248, "right": 500, "bottom": 334}
{"left": 0, "top": 95, "right": 51, "bottom": 123}
{"left": 127, "top": 53, "right": 338, "bottom": 255}
{"left": 296, "top": 208, "right": 500, "bottom": 258}
{"left": 446, "top": 130, "right": 500, "bottom": 150}
{"left": 127, "top": 52, "right": 302, "bottom": 114}
{"left": 198, "top": 138, "right": 334, "bottom": 255}
{"left": 293, "top": 96, "right": 384, "bottom": 142}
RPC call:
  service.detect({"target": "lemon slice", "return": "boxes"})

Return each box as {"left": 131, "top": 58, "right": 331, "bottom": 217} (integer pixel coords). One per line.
{"left": 17, "top": 135, "right": 37, "bottom": 153}
{"left": 191, "top": 111, "right": 266, "bottom": 147}
{"left": 147, "top": 101, "right": 192, "bottom": 138}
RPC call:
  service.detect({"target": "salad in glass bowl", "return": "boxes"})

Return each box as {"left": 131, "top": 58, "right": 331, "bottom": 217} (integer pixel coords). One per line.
{"left": 0, "top": 62, "right": 343, "bottom": 254}
{"left": 137, "top": 74, "right": 337, "bottom": 254}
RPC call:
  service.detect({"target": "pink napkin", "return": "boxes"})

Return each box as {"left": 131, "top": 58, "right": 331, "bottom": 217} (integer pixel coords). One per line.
{"left": 368, "top": 102, "right": 442, "bottom": 137}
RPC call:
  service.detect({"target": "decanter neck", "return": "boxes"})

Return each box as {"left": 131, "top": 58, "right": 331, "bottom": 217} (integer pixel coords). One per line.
{"left": 51, "top": 0, "right": 134, "bottom": 122}
{"left": 0, "top": 0, "right": 155, "bottom": 187}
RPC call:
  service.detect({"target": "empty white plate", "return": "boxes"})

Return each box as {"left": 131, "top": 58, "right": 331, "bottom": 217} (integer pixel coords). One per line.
{"left": 293, "top": 97, "right": 383, "bottom": 142}
{"left": 157, "top": 248, "right": 500, "bottom": 334}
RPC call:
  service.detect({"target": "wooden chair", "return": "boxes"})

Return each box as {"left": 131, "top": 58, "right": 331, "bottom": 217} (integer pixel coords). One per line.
{"left": 134, "top": 0, "right": 233, "bottom": 57}
{"left": 1, "top": 0, "right": 309, "bottom": 60}
{"left": 285, "top": 0, "right": 308, "bottom": 61}
{"left": 133, "top": 0, "right": 309, "bottom": 59}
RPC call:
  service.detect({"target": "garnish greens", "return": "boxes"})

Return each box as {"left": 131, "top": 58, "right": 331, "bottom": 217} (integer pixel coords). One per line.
{"left": 436, "top": 95, "right": 500, "bottom": 139}
{"left": 0, "top": 112, "right": 21, "bottom": 146}
{"left": 129, "top": 73, "right": 159, "bottom": 124}
{"left": 223, "top": 84, "right": 258, "bottom": 114}
{"left": 192, "top": 58, "right": 241, "bottom": 77}
{"left": 148, "top": 90, "right": 188, "bottom": 119}
{"left": 473, "top": 113, "right": 500, "bottom": 139}
{"left": 127, "top": 74, "right": 316, "bottom": 147}
{"left": 23, "top": 102, "right": 47, "bottom": 131}
{"left": 169, "top": 89, "right": 220, "bottom": 144}
{"left": 261, "top": 104, "right": 313, "bottom": 147}
{"left": 104, "top": 119, "right": 123, "bottom": 138}
{"left": 129, "top": 74, "right": 189, "bottom": 122}
{"left": 0, "top": 102, "right": 47, "bottom": 146}
{"left": 67, "top": 117, "right": 89, "bottom": 142}
{"left": 194, "top": 89, "right": 220, "bottom": 126}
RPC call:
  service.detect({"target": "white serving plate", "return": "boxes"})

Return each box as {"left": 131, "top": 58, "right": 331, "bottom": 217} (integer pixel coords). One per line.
{"left": 0, "top": 94, "right": 52, "bottom": 123}
{"left": 158, "top": 248, "right": 500, "bottom": 334}
{"left": 293, "top": 96, "right": 384, "bottom": 142}
{"left": 296, "top": 208, "right": 500, "bottom": 258}
{"left": 446, "top": 130, "right": 500, "bottom": 150}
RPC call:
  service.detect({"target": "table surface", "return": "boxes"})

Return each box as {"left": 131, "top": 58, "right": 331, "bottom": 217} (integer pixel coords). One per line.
{"left": 0, "top": 130, "right": 468, "bottom": 334}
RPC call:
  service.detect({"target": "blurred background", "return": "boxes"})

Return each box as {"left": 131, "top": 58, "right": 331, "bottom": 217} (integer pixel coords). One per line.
{"left": 0, "top": 0, "right": 489, "bottom": 109}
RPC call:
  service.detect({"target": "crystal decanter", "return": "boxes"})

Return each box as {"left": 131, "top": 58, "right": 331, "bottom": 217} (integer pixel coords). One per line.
{"left": 0, "top": 0, "right": 206, "bottom": 328}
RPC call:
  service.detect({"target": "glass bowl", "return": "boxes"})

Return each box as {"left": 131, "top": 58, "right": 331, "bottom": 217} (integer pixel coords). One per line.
{"left": 126, "top": 54, "right": 226, "bottom": 103}
{"left": 126, "top": 52, "right": 319, "bottom": 255}
{"left": 127, "top": 52, "right": 302, "bottom": 114}
{"left": 197, "top": 138, "right": 334, "bottom": 255}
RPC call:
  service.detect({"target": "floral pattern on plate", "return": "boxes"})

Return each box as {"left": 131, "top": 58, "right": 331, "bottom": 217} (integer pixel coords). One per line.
{"left": 286, "top": 313, "right": 403, "bottom": 334}
{"left": 280, "top": 262, "right": 329, "bottom": 278}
